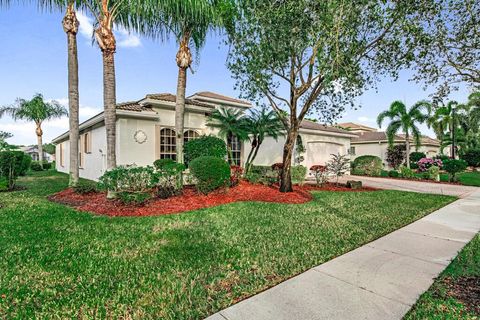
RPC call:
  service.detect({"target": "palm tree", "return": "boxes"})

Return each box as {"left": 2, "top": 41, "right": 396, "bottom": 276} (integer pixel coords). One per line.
{"left": 427, "top": 101, "right": 459, "bottom": 157}
{"left": 0, "top": 94, "right": 67, "bottom": 168}
{"left": 377, "top": 100, "right": 429, "bottom": 168}
{"left": 138, "top": 0, "right": 232, "bottom": 164}
{"left": 244, "top": 107, "right": 284, "bottom": 173}
{"left": 207, "top": 107, "right": 249, "bottom": 165}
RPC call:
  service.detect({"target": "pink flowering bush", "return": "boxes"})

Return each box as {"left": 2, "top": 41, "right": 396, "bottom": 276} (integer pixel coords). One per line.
{"left": 416, "top": 158, "right": 442, "bottom": 172}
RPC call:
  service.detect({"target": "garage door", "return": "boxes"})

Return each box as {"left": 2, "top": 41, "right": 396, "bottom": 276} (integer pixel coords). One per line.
{"left": 306, "top": 141, "right": 345, "bottom": 169}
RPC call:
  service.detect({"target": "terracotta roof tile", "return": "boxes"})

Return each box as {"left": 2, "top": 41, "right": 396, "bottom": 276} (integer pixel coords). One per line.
{"left": 300, "top": 120, "right": 356, "bottom": 135}
{"left": 145, "top": 93, "right": 214, "bottom": 108}
{"left": 116, "top": 101, "right": 152, "bottom": 112}
{"left": 192, "top": 91, "right": 251, "bottom": 106}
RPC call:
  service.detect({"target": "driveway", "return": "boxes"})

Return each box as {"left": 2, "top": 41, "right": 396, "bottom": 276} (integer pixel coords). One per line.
{"left": 334, "top": 175, "right": 478, "bottom": 198}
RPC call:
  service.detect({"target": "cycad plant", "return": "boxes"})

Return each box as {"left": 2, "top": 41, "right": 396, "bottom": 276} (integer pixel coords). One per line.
{"left": 377, "top": 100, "right": 429, "bottom": 168}
{"left": 0, "top": 94, "right": 67, "bottom": 168}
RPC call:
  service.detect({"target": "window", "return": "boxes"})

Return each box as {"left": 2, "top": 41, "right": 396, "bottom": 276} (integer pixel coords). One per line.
{"left": 59, "top": 143, "right": 65, "bottom": 167}
{"left": 159, "top": 128, "right": 177, "bottom": 160}
{"left": 227, "top": 135, "right": 242, "bottom": 166}
{"left": 349, "top": 146, "right": 356, "bottom": 156}
{"left": 184, "top": 130, "right": 199, "bottom": 144}
{"left": 84, "top": 132, "right": 92, "bottom": 154}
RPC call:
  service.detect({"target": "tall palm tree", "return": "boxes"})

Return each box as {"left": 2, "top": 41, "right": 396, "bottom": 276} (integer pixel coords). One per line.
{"left": 377, "top": 100, "right": 429, "bottom": 168}
{"left": 427, "top": 101, "right": 459, "bottom": 157}
{"left": 244, "top": 107, "right": 284, "bottom": 173}
{"left": 138, "top": 0, "right": 233, "bottom": 164}
{"left": 207, "top": 107, "right": 249, "bottom": 165}
{"left": 0, "top": 94, "right": 68, "bottom": 168}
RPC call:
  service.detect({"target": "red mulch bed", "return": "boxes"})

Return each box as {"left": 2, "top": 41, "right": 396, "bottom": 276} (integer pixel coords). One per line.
{"left": 48, "top": 181, "right": 377, "bottom": 217}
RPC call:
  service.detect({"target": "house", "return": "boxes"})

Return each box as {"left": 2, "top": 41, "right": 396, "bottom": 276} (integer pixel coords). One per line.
{"left": 19, "top": 145, "right": 55, "bottom": 162}
{"left": 52, "top": 91, "right": 356, "bottom": 181}
{"left": 337, "top": 122, "right": 447, "bottom": 168}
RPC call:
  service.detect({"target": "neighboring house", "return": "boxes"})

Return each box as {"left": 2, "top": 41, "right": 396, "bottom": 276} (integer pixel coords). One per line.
{"left": 19, "top": 145, "right": 54, "bottom": 162}
{"left": 338, "top": 122, "right": 447, "bottom": 168}
{"left": 52, "top": 91, "right": 356, "bottom": 181}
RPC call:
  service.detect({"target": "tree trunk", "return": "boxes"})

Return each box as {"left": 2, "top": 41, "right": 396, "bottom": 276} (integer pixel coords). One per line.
{"left": 36, "top": 125, "right": 43, "bottom": 169}
{"left": 103, "top": 50, "right": 117, "bottom": 170}
{"left": 63, "top": 4, "right": 80, "bottom": 187}
{"left": 244, "top": 136, "right": 258, "bottom": 173}
{"left": 248, "top": 140, "right": 262, "bottom": 173}
{"left": 175, "top": 66, "right": 187, "bottom": 164}
{"left": 280, "top": 127, "right": 298, "bottom": 192}
{"left": 405, "top": 132, "right": 411, "bottom": 168}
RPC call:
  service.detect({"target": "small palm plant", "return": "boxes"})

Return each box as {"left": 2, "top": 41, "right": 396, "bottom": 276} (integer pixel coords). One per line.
{"left": 207, "top": 107, "right": 249, "bottom": 165}
{"left": 0, "top": 94, "right": 67, "bottom": 168}
{"left": 244, "top": 107, "right": 284, "bottom": 173}
{"left": 377, "top": 100, "right": 429, "bottom": 168}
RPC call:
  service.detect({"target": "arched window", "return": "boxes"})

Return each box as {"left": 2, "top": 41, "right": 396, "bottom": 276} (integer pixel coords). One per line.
{"left": 184, "top": 130, "right": 199, "bottom": 144}
{"left": 159, "top": 128, "right": 176, "bottom": 160}
{"left": 228, "top": 135, "right": 242, "bottom": 166}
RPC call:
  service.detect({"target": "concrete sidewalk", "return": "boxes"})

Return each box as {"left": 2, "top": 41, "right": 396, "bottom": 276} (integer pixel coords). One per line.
{"left": 206, "top": 191, "right": 480, "bottom": 320}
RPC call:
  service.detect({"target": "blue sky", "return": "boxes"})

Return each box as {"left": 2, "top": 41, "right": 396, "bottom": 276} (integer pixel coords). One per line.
{"left": 0, "top": 3, "right": 471, "bottom": 145}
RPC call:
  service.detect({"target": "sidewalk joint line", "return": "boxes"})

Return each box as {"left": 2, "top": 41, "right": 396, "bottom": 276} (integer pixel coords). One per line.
{"left": 365, "top": 244, "right": 450, "bottom": 267}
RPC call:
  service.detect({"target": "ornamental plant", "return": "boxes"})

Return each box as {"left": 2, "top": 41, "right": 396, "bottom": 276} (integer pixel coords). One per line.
{"left": 386, "top": 144, "right": 406, "bottom": 169}
{"left": 443, "top": 159, "right": 467, "bottom": 182}
{"left": 98, "top": 166, "right": 157, "bottom": 195}
{"left": 189, "top": 156, "right": 230, "bottom": 194}
{"left": 461, "top": 149, "right": 480, "bottom": 168}
{"left": 327, "top": 153, "right": 350, "bottom": 186}
{"left": 416, "top": 158, "right": 443, "bottom": 172}
{"left": 184, "top": 135, "right": 227, "bottom": 165}
{"left": 0, "top": 151, "right": 31, "bottom": 190}
{"left": 291, "top": 165, "right": 307, "bottom": 185}
{"left": 310, "top": 165, "right": 328, "bottom": 187}
{"left": 352, "top": 155, "right": 382, "bottom": 176}
{"left": 230, "top": 165, "right": 244, "bottom": 187}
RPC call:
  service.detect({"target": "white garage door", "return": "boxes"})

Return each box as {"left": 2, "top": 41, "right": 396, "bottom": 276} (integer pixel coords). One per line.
{"left": 306, "top": 141, "right": 345, "bottom": 169}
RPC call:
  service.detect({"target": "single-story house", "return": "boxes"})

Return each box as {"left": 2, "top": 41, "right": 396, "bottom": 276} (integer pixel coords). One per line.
{"left": 337, "top": 122, "right": 447, "bottom": 168}
{"left": 52, "top": 91, "right": 356, "bottom": 181}
{"left": 19, "top": 145, "right": 55, "bottom": 162}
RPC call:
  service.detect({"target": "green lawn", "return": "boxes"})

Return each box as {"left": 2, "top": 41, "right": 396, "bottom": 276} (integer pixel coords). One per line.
{"left": 0, "top": 171, "right": 455, "bottom": 319}
{"left": 439, "top": 171, "right": 480, "bottom": 187}
{"left": 405, "top": 234, "right": 480, "bottom": 319}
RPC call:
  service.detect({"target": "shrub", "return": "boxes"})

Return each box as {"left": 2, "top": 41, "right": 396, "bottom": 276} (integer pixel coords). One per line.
{"left": 118, "top": 191, "right": 152, "bottom": 206}
{"left": 461, "top": 149, "right": 480, "bottom": 167}
{"left": 155, "top": 161, "right": 185, "bottom": 199}
{"left": 0, "top": 177, "right": 8, "bottom": 192}
{"left": 417, "top": 158, "right": 443, "bottom": 172}
{"left": 250, "top": 165, "right": 271, "bottom": 176}
{"left": 409, "top": 152, "right": 426, "bottom": 169}
{"left": 386, "top": 145, "right": 406, "bottom": 169}
{"left": 310, "top": 165, "right": 328, "bottom": 187}
{"left": 30, "top": 161, "right": 43, "bottom": 171}
{"left": 73, "top": 181, "right": 97, "bottom": 194}
{"left": 426, "top": 165, "right": 440, "bottom": 181}
{"left": 388, "top": 170, "right": 399, "bottom": 178}
{"left": 352, "top": 155, "right": 382, "bottom": 176}
{"left": 291, "top": 165, "right": 307, "bottom": 185}
{"left": 434, "top": 154, "right": 450, "bottom": 162}
{"left": 245, "top": 171, "right": 261, "bottom": 184}
{"left": 98, "top": 165, "right": 157, "bottom": 194}
{"left": 42, "top": 162, "right": 52, "bottom": 170}
{"left": 19, "top": 155, "right": 32, "bottom": 176}
{"left": 0, "top": 151, "right": 31, "bottom": 190}
{"left": 399, "top": 165, "right": 415, "bottom": 179}
{"left": 327, "top": 153, "right": 350, "bottom": 185}
{"left": 184, "top": 136, "right": 227, "bottom": 165}
{"left": 189, "top": 156, "right": 230, "bottom": 194}
{"left": 443, "top": 159, "right": 467, "bottom": 182}
{"left": 230, "top": 165, "right": 243, "bottom": 187}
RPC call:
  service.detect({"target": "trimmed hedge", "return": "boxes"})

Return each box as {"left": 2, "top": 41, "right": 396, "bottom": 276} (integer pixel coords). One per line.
{"left": 189, "top": 156, "right": 230, "bottom": 194}
{"left": 0, "top": 151, "right": 31, "bottom": 190}
{"left": 461, "top": 149, "right": 480, "bottom": 167}
{"left": 352, "top": 155, "right": 382, "bottom": 176}
{"left": 184, "top": 136, "right": 227, "bottom": 165}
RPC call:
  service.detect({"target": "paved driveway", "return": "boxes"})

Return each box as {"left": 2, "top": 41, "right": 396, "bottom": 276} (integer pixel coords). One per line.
{"left": 334, "top": 175, "right": 478, "bottom": 198}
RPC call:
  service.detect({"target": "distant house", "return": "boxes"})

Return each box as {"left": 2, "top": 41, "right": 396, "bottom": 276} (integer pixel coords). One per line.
{"left": 19, "top": 146, "right": 55, "bottom": 162}
{"left": 52, "top": 91, "right": 356, "bottom": 181}
{"left": 337, "top": 122, "right": 447, "bottom": 168}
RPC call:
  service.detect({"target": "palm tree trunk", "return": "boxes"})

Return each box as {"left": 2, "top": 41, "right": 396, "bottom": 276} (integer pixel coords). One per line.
{"left": 405, "top": 132, "right": 411, "bottom": 168}
{"left": 244, "top": 137, "right": 257, "bottom": 173}
{"left": 36, "top": 125, "right": 43, "bottom": 168}
{"left": 63, "top": 4, "right": 80, "bottom": 187}
{"left": 175, "top": 66, "right": 187, "bottom": 164}
{"left": 103, "top": 50, "right": 117, "bottom": 171}
{"left": 247, "top": 140, "right": 262, "bottom": 173}
{"left": 280, "top": 127, "right": 298, "bottom": 192}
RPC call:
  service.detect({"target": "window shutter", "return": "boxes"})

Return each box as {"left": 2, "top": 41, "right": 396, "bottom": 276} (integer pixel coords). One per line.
{"left": 155, "top": 125, "right": 160, "bottom": 160}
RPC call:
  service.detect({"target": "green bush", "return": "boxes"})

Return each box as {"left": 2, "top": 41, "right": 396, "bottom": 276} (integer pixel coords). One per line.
{"left": 153, "top": 158, "right": 175, "bottom": 170}
{"left": 154, "top": 160, "right": 185, "bottom": 199}
{"left": 98, "top": 166, "right": 157, "bottom": 194}
{"left": 388, "top": 170, "right": 399, "bottom": 178}
{"left": 73, "top": 181, "right": 98, "bottom": 194}
{"left": 30, "top": 161, "right": 43, "bottom": 171}
{"left": 118, "top": 191, "right": 152, "bottom": 206}
{"left": 443, "top": 159, "right": 467, "bottom": 182}
{"left": 0, "top": 151, "right": 31, "bottom": 190}
{"left": 189, "top": 156, "right": 230, "bottom": 194}
{"left": 245, "top": 171, "right": 262, "bottom": 184}
{"left": 19, "top": 155, "right": 32, "bottom": 176}
{"left": 399, "top": 165, "right": 415, "bottom": 179}
{"left": 352, "top": 155, "right": 382, "bottom": 176}
{"left": 461, "top": 149, "right": 480, "bottom": 167}
{"left": 250, "top": 165, "right": 271, "bottom": 176}
{"left": 409, "top": 152, "right": 426, "bottom": 169}
{"left": 0, "top": 177, "right": 8, "bottom": 192}
{"left": 42, "top": 162, "right": 52, "bottom": 170}
{"left": 291, "top": 165, "right": 307, "bottom": 184}
{"left": 426, "top": 166, "right": 440, "bottom": 181}
{"left": 184, "top": 136, "right": 227, "bottom": 165}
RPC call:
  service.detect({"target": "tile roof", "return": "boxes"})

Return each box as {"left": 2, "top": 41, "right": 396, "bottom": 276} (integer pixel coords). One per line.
{"left": 352, "top": 131, "right": 402, "bottom": 142}
{"left": 397, "top": 134, "right": 440, "bottom": 146}
{"left": 145, "top": 93, "right": 214, "bottom": 108}
{"left": 193, "top": 91, "right": 251, "bottom": 106}
{"left": 300, "top": 120, "right": 356, "bottom": 135}
{"left": 337, "top": 122, "right": 377, "bottom": 131}
{"left": 116, "top": 101, "right": 152, "bottom": 112}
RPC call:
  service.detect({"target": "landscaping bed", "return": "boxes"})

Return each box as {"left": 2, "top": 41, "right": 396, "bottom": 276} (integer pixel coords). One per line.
{"left": 49, "top": 180, "right": 377, "bottom": 217}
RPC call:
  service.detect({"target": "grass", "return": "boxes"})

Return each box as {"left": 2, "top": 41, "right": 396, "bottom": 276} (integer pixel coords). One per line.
{"left": 0, "top": 171, "right": 455, "bottom": 319}
{"left": 439, "top": 171, "right": 480, "bottom": 187}
{"left": 405, "top": 234, "right": 480, "bottom": 319}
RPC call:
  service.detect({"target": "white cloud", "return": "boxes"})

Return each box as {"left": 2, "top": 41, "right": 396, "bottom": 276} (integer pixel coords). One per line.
{"left": 358, "top": 116, "right": 375, "bottom": 123}
{"left": 116, "top": 27, "right": 142, "bottom": 48}
{"left": 76, "top": 11, "right": 94, "bottom": 41}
